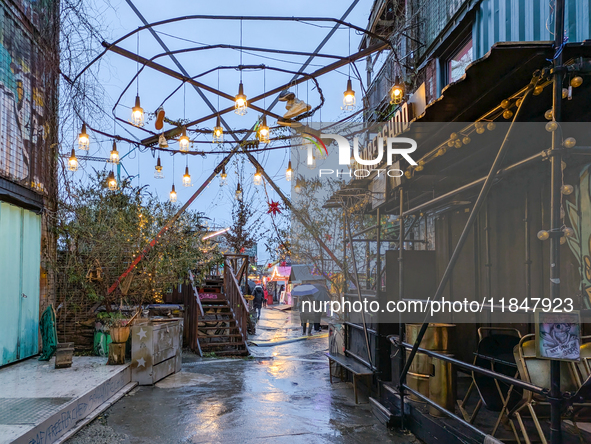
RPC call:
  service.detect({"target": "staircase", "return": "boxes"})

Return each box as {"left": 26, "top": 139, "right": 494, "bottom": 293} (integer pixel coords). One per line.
{"left": 195, "top": 275, "right": 248, "bottom": 356}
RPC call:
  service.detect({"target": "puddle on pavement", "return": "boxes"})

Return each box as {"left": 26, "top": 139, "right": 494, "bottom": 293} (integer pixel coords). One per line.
{"left": 155, "top": 371, "right": 215, "bottom": 388}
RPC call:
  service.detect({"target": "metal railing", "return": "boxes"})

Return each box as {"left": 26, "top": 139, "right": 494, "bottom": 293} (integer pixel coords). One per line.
{"left": 224, "top": 261, "right": 249, "bottom": 344}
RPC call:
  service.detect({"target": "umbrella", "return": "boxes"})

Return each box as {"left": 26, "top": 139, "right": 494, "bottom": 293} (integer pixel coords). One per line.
{"left": 291, "top": 284, "right": 319, "bottom": 297}
{"left": 311, "top": 284, "right": 331, "bottom": 302}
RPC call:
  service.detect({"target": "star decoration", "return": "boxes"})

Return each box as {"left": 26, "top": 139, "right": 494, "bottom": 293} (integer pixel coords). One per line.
{"left": 267, "top": 201, "right": 281, "bottom": 215}
{"left": 240, "top": 247, "right": 246, "bottom": 253}
{"left": 137, "top": 328, "right": 147, "bottom": 340}
{"left": 325, "top": 234, "right": 333, "bottom": 241}
{"left": 136, "top": 357, "right": 146, "bottom": 368}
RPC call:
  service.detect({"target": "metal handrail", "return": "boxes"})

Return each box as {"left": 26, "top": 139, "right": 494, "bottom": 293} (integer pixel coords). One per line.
{"left": 224, "top": 261, "right": 249, "bottom": 344}
{"left": 389, "top": 337, "right": 547, "bottom": 396}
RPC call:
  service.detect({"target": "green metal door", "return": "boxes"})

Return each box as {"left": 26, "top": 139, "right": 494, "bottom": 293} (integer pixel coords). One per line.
{"left": 0, "top": 202, "right": 41, "bottom": 366}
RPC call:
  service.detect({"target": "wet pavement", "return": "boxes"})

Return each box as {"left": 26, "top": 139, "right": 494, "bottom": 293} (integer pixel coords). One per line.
{"left": 67, "top": 308, "right": 417, "bottom": 444}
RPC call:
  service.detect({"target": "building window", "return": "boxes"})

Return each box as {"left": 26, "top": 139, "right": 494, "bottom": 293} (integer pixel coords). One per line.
{"left": 447, "top": 39, "right": 473, "bottom": 83}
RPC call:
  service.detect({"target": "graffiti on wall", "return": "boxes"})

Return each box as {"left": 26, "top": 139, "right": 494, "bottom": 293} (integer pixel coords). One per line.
{"left": 0, "top": 1, "right": 53, "bottom": 191}
{"left": 565, "top": 164, "right": 591, "bottom": 309}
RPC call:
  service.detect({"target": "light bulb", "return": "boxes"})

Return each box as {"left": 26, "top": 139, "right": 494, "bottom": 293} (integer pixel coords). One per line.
{"left": 213, "top": 115, "right": 223, "bottom": 143}
{"left": 503, "top": 109, "right": 513, "bottom": 119}
{"left": 560, "top": 236, "right": 567, "bottom": 245}
{"left": 462, "top": 136, "right": 471, "bottom": 145}
{"left": 235, "top": 183, "right": 243, "bottom": 201}
{"left": 235, "top": 82, "right": 248, "bottom": 116}
{"left": 450, "top": 132, "right": 458, "bottom": 140}
{"left": 487, "top": 122, "right": 496, "bottom": 131}
{"left": 562, "top": 88, "right": 569, "bottom": 99}
{"left": 68, "top": 148, "right": 78, "bottom": 172}
{"left": 131, "top": 95, "right": 144, "bottom": 127}
{"left": 257, "top": 116, "right": 270, "bottom": 144}
{"left": 571, "top": 76, "right": 583, "bottom": 88}
{"left": 78, "top": 123, "right": 89, "bottom": 150}
{"left": 294, "top": 180, "right": 302, "bottom": 194}
{"left": 342, "top": 79, "right": 356, "bottom": 111}
{"left": 253, "top": 168, "right": 263, "bottom": 186}
{"left": 437, "top": 147, "right": 446, "bottom": 157}
{"left": 454, "top": 139, "right": 462, "bottom": 149}
{"left": 182, "top": 166, "right": 191, "bottom": 187}
{"left": 546, "top": 121, "right": 558, "bottom": 132}
{"left": 219, "top": 166, "right": 227, "bottom": 186}
{"left": 544, "top": 109, "right": 554, "bottom": 120}
{"left": 107, "top": 171, "right": 117, "bottom": 191}
{"left": 404, "top": 170, "right": 412, "bottom": 179}
{"left": 285, "top": 161, "right": 293, "bottom": 182}
{"left": 533, "top": 85, "right": 544, "bottom": 95}
{"left": 178, "top": 126, "right": 190, "bottom": 152}
{"left": 169, "top": 184, "right": 177, "bottom": 202}
{"left": 537, "top": 230, "right": 550, "bottom": 241}
{"left": 109, "top": 141, "right": 119, "bottom": 164}
{"left": 154, "top": 157, "right": 164, "bottom": 179}
{"left": 564, "top": 227, "right": 575, "bottom": 238}
{"left": 501, "top": 99, "right": 510, "bottom": 109}
{"left": 561, "top": 184, "right": 574, "bottom": 195}
{"left": 563, "top": 137, "right": 576, "bottom": 148}
{"left": 390, "top": 76, "right": 404, "bottom": 105}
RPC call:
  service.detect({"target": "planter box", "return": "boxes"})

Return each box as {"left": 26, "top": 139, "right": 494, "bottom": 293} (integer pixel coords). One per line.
{"left": 131, "top": 319, "right": 183, "bottom": 385}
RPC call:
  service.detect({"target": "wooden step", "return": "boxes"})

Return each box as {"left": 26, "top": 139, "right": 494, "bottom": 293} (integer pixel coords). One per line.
{"left": 198, "top": 334, "right": 243, "bottom": 338}
{"left": 202, "top": 303, "right": 229, "bottom": 308}
{"left": 197, "top": 325, "right": 238, "bottom": 330}
{"left": 204, "top": 349, "right": 249, "bottom": 356}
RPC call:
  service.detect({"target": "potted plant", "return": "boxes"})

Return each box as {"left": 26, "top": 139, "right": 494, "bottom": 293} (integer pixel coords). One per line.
{"left": 97, "top": 312, "right": 129, "bottom": 343}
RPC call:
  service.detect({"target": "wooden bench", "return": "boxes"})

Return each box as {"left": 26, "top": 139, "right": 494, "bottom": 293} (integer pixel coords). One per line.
{"left": 326, "top": 352, "right": 373, "bottom": 404}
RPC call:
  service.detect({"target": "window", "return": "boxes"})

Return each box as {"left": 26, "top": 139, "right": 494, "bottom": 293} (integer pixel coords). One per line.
{"left": 448, "top": 39, "right": 473, "bottom": 84}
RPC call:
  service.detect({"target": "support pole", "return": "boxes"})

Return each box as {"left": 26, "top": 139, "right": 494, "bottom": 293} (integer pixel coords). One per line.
{"left": 399, "top": 75, "right": 539, "bottom": 387}
{"left": 550, "top": 0, "right": 566, "bottom": 442}
{"left": 398, "top": 188, "right": 406, "bottom": 431}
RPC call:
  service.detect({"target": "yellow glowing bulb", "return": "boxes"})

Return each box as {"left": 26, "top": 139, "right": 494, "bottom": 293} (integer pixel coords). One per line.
{"left": 68, "top": 149, "right": 78, "bottom": 172}
{"left": 537, "top": 230, "right": 550, "bottom": 241}
{"left": 131, "top": 95, "right": 144, "bottom": 127}
{"left": 78, "top": 123, "right": 90, "bottom": 150}
{"left": 169, "top": 184, "right": 177, "bottom": 202}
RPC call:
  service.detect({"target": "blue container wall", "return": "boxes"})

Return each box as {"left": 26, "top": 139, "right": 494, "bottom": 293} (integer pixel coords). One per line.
{"left": 473, "top": 0, "right": 591, "bottom": 59}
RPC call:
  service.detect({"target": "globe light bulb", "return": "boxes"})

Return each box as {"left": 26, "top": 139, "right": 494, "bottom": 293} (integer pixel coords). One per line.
{"left": 487, "top": 122, "right": 496, "bottom": 131}
{"left": 537, "top": 230, "right": 550, "bottom": 241}
{"left": 561, "top": 184, "right": 574, "bottom": 195}
{"left": 563, "top": 137, "right": 576, "bottom": 148}
{"left": 571, "top": 76, "right": 583, "bottom": 88}
{"left": 544, "top": 109, "right": 554, "bottom": 120}
{"left": 545, "top": 121, "right": 558, "bottom": 132}
{"left": 564, "top": 227, "right": 575, "bottom": 238}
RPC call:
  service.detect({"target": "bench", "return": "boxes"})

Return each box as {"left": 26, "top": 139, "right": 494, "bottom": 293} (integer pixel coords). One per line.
{"left": 326, "top": 352, "right": 373, "bottom": 404}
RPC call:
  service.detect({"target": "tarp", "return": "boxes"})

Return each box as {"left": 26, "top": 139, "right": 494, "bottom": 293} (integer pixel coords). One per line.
{"left": 38, "top": 304, "right": 57, "bottom": 361}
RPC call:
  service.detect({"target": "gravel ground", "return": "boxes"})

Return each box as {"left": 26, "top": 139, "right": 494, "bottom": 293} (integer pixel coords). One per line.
{"left": 66, "top": 413, "right": 130, "bottom": 444}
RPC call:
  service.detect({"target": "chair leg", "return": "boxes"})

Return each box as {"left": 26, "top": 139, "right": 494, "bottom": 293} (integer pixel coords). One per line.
{"left": 527, "top": 403, "right": 548, "bottom": 444}
{"left": 353, "top": 374, "right": 358, "bottom": 404}
{"left": 515, "top": 411, "right": 532, "bottom": 444}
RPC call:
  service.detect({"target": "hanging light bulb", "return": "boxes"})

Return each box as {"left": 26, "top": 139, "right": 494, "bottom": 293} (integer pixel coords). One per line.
{"left": 503, "top": 109, "right": 513, "bottom": 119}
{"left": 544, "top": 109, "right": 554, "bottom": 120}
{"left": 462, "top": 136, "right": 471, "bottom": 145}
{"left": 235, "top": 182, "right": 243, "bottom": 201}
{"left": 546, "top": 121, "right": 558, "bottom": 132}
{"left": 257, "top": 116, "right": 270, "bottom": 144}
{"left": 563, "top": 137, "right": 576, "bottom": 148}
{"left": 182, "top": 166, "right": 191, "bottom": 187}
{"left": 342, "top": 79, "right": 356, "bottom": 111}
{"left": 487, "top": 122, "right": 496, "bottom": 131}
{"left": 307, "top": 155, "right": 317, "bottom": 170}
{"left": 564, "top": 227, "right": 575, "bottom": 238}
{"left": 475, "top": 122, "right": 485, "bottom": 134}
{"left": 571, "top": 76, "right": 583, "bottom": 88}
{"left": 131, "top": 95, "right": 144, "bottom": 127}
{"left": 390, "top": 76, "right": 404, "bottom": 105}
{"left": 235, "top": 82, "right": 247, "bottom": 115}
{"left": 178, "top": 126, "right": 190, "bottom": 152}
{"left": 561, "top": 184, "right": 574, "bottom": 195}
{"left": 213, "top": 115, "right": 223, "bottom": 143}
{"left": 219, "top": 165, "right": 227, "bottom": 186}
{"left": 154, "top": 156, "right": 164, "bottom": 179}
{"left": 107, "top": 171, "right": 117, "bottom": 191}
{"left": 253, "top": 167, "right": 263, "bottom": 186}
{"left": 109, "top": 141, "right": 119, "bottom": 164}
{"left": 68, "top": 148, "right": 78, "bottom": 172}
{"left": 169, "top": 184, "right": 177, "bottom": 202}
{"left": 562, "top": 88, "right": 569, "bottom": 99}
{"left": 78, "top": 123, "right": 89, "bottom": 150}
{"left": 294, "top": 179, "right": 302, "bottom": 194}
{"left": 285, "top": 161, "right": 293, "bottom": 182}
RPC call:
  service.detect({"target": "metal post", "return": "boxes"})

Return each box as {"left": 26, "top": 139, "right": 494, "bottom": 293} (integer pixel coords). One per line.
{"left": 550, "top": 0, "right": 566, "bottom": 442}
{"left": 398, "top": 188, "right": 406, "bottom": 430}
{"left": 376, "top": 207, "right": 381, "bottom": 292}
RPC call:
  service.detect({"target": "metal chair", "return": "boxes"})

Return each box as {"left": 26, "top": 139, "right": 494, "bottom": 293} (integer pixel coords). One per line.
{"left": 511, "top": 334, "right": 582, "bottom": 444}
{"left": 457, "top": 327, "right": 522, "bottom": 441}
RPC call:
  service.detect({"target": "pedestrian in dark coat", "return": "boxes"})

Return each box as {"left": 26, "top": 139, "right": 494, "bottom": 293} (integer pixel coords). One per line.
{"left": 253, "top": 285, "right": 264, "bottom": 320}
{"left": 298, "top": 294, "right": 314, "bottom": 335}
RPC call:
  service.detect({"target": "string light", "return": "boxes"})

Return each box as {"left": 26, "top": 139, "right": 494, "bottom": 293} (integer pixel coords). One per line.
{"left": 253, "top": 167, "right": 263, "bottom": 185}
{"left": 294, "top": 178, "right": 302, "bottom": 194}
{"left": 78, "top": 123, "right": 89, "bottom": 150}
{"left": 154, "top": 156, "right": 164, "bottom": 179}
{"left": 131, "top": 95, "right": 144, "bottom": 127}
{"left": 235, "top": 82, "right": 247, "bottom": 115}
{"left": 213, "top": 115, "right": 223, "bottom": 143}
{"left": 561, "top": 184, "right": 574, "bottom": 195}
{"left": 546, "top": 121, "right": 558, "bottom": 132}
{"left": 179, "top": 126, "right": 190, "bottom": 152}
{"left": 109, "top": 141, "right": 119, "bottom": 164}
{"left": 390, "top": 76, "right": 404, "bottom": 104}
{"left": 475, "top": 122, "right": 485, "bottom": 134}
{"left": 342, "top": 79, "right": 356, "bottom": 111}
{"left": 537, "top": 230, "right": 550, "bottom": 241}
{"left": 107, "top": 171, "right": 117, "bottom": 191}
{"left": 571, "top": 76, "right": 583, "bottom": 88}
{"left": 257, "top": 116, "right": 270, "bottom": 144}
{"left": 235, "top": 182, "right": 243, "bottom": 201}
{"left": 169, "top": 184, "right": 177, "bottom": 202}
{"left": 487, "top": 122, "right": 496, "bottom": 131}
{"left": 544, "top": 109, "right": 554, "bottom": 120}
{"left": 285, "top": 161, "right": 293, "bottom": 182}
{"left": 68, "top": 149, "right": 78, "bottom": 171}
{"left": 219, "top": 165, "right": 227, "bottom": 186}
{"left": 563, "top": 137, "right": 576, "bottom": 148}
{"left": 182, "top": 166, "right": 191, "bottom": 187}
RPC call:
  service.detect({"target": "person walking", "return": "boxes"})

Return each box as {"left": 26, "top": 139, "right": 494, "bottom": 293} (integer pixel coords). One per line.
{"left": 262, "top": 286, "right": 268, "bottom": 308}
{"left": 297, "top": 294, "right": 313, "bottom": 336}
{"left": 253, "top": 285, "right": 264, "bottom": 320}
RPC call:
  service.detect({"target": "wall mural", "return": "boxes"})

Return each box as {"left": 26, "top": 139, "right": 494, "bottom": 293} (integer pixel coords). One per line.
{"left": 565, "top": 164, "right": 591, "bottom": 309}
{"left": 0, "top": 1, "right": 53, "bottom": 192}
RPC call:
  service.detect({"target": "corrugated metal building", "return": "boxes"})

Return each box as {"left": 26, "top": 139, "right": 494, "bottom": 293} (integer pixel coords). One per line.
{"left": 0, "top": 0, "right": 58, "bottom": 366}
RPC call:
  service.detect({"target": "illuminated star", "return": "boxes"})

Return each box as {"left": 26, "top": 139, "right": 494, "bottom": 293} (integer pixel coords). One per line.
{"left": 267, "top": 201, "right": 281, "bottom": 215}
{"left": 136, "top": 357, "right": 146, "bottom": 368}
{"left": 325, "top": 234, "right": 332, "bottom": 241}
{"left": 137, "top": 328, "right": 147, "bottom": 339}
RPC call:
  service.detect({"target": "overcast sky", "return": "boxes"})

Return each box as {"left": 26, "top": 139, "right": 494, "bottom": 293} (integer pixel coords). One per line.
{"left": 69, "top": 0, "right": 375, "bottom": 263}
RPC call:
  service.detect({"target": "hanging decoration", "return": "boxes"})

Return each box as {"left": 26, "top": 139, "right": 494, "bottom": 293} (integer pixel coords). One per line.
{"left": 285, "top": 161, "right": 293, "bottom": 182}
{"left": 257, "top": 115, "right": 270, "bottom": 144}
{"left": 390, "top": 76, "right": 404, "bottom": 105}
{"left": 109, "top": 141, "right": 120, "bottom": 164}
{"left": 182, "top": 165, "right": 192, "bottom": 187}
{"left": 219, "top": 165, "right": 228, "bottom": 186}
{"left": 267, "top": 201, "right": 281, "bottom": 215}
{"left": 253, "top": 167, "right": 263, "bottom": 186}
{"left": 235, "top": 82, "right": 247, "bottom": 115}
{"left": 107, "top": 171, "right": 117, "bottom": 191}
{"left": 235, "top": 182, "right": 243, "bottom": 201}
{"left": 154, "top": 156, "right": 164, "bottom": 179}
{"left": 68, "top": 149, "right": 78, "bottom": 172}
{"left": 179, "top": 126, "right": 190, "bottom": 152}
{"left": 131, "top": 95, "right": 145, "bottom": 127}
{"left": 342, "top": 79, "right": 356, "bottom": 111}
{"left": 169, "top": 184, "right": 177, "bottom": 202}
{"left": 213, "top": 115, "right": 223, "bottom": 143}
{"left": 78, "top": 123, "right": 89, "bottom": 150}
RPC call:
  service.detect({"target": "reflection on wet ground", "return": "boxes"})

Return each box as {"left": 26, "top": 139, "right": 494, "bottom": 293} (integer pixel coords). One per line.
{"left": 69, "top": 308, "right": 417, "bottom": 443}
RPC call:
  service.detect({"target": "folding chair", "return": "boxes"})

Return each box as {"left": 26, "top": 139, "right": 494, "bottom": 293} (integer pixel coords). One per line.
{"left": 457, "top": 328, "right": 522, "bottom": 441}
{"left": 511, "top": 334, "right": 582, "bottom": 444}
